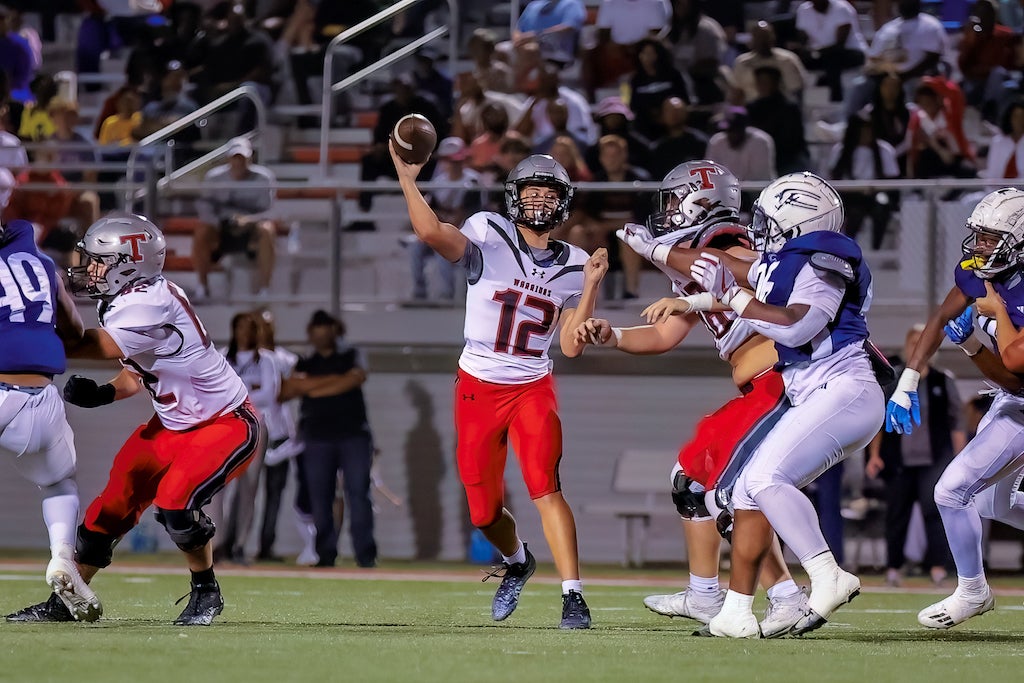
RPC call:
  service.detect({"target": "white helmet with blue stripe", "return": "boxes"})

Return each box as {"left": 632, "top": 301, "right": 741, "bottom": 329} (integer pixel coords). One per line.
{"left": 749, "top": 172, "right": 844, "bottom": 253}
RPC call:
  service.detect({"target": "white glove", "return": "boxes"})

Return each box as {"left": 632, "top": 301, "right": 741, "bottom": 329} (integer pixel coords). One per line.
{"left": 616, "top": 223, "right": 670, "bottom": 265}
{"left": 689, "top": 253, "right": 735, "bottom": 299}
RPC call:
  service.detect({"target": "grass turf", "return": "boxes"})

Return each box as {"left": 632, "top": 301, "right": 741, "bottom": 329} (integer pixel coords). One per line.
{"left": 2, "top": 566, "right": 1024, "bottom": 683}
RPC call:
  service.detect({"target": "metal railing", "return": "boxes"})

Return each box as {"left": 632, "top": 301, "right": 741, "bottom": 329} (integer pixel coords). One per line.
{"left": 318, "top": 0, "right": 459, "bottom": 176}
{"left": 124, "top": 84, "right": 267, "bottom": 214}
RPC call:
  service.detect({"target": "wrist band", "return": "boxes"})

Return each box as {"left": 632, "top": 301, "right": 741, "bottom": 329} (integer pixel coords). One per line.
{"left": 959, "top": 335, "right": 983, "bottom": 357}
{"left": 607, "top": 327, "right": 623, "bottom": 347}
{"left": 650, "top": 243, "right": 670, "bottom": 265}
{"left": 724, "top": 288, "right": 754, "bottom": 316}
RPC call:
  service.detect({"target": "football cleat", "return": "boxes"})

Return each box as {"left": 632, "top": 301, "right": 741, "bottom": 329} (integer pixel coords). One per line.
{"left": 485, "top": 545, "right": 536, "bottom": 622}
{"left": 5, "top": 593, "right": 74, "bottom": 623}
{"left": 705, "top": 609, "right": 761, "bottom": 638}
{"left": 760, "top": 588, "right": 809, "bottom": 639}
{"left": 643, "top": 588, "right": 725, "bottom": 624}
{"left": 790, "top": 567, "right": 860, "bottom": 636}
{"left": 46, "top": 557, "right": 102, "bottom": 623}
{"left": 173, "top": 581, "right": 224, "bottom": 626}
{"left": 917, "top": 588, "right": 994, "bottom": 629}
{"left": 560, "top": 590, "right": 592, "bottom": 629}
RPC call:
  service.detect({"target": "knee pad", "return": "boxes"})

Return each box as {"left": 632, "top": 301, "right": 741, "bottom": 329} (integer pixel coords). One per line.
{"left": 76, "top": 524, "right": 118, "bottom": 568}
{"left": 155, "top": 508, "right": 216, "bottom": 551}
{"left": 671, "top": 470, "right": 710, "bottom": 520}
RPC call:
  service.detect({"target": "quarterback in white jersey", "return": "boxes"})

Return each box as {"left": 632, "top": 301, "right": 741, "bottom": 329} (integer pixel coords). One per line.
{"left": 10, "top": 214, "right": 263, "bottom": 626}
{"left": 392, "top": 142, "right": 607, "bottom": 629}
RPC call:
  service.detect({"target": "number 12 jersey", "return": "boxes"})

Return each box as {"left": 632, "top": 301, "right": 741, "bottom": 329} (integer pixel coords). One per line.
{"left": 458, "top": 212, "right": 588, "bottom": 384}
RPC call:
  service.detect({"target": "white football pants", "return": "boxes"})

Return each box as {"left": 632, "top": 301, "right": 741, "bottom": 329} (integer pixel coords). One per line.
{"left": 0, "top": 384, "right": 77, "bottom": 487}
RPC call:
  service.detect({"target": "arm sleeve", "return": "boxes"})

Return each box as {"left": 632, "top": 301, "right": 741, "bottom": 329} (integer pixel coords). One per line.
{"left": 745, "top": 306, "right": 834, "bottom": 347}
{"left": 786, "top": 262, "right": 846, "bottom": 320}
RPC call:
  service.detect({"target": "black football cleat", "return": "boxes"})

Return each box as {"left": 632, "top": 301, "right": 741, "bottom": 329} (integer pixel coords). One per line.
{"left": 6, "top": 593, "right": 75, "bottom": 623}
{"left": 485, "top": 545, "right": 536, "bottom": 621}
{"left": 173, "top": 582, "right": 224, "bottom": 626}
{"left": 560, "top": 590, "right": 592, "bottom": 629}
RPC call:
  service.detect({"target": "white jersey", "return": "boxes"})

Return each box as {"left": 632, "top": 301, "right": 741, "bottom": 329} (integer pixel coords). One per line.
{"left": 670, "top": 275, "right": 756, "bottom": 360}
{"left": 99, "top": 277, "right": 248, "bottom": 430}
{"left": 458, "top": 212, "right": 588, "bottom": 384}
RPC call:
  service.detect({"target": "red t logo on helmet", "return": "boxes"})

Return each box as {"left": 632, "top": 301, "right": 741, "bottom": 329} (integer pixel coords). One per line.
{"left": 689, "top": 166, "right": 719, "bottom": 190}
{"left": 119, "top": 233, "right": 148, "bottom": 261}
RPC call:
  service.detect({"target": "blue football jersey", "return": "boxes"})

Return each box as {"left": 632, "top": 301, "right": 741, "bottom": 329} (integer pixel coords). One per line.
{"left": 758, "top": 231, "right": 872, "bottom": 367}
{"left": 0, "top": 220, "right": 66, "bottom": 375}
{"left": 954, "top": 264, "right": 1024, "bottom": 328}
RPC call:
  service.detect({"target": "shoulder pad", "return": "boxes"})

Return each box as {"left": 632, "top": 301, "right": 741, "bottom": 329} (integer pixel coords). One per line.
{"left": 809, "top": 252, "right": 855, "bottom": 282}
{"left": 103, "top": 294, "right": 170, "bottom": 331}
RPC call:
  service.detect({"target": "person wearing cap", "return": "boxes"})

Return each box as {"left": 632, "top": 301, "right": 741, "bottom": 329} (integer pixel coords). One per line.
{"left": 407, "top": 137, "right": 481, "bottom": 301}
{"left": 582, "top": 96, "right": 652, "bottom": 176}
{"left": 193, "top": 137, "right": 278, "bottom": 300}
{"left": 705, "top": 106, "right": 776, "bottom": 185}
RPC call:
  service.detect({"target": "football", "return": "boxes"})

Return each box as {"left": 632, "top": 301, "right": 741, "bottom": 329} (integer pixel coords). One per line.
{"left": 391, "top": 114, "right": 437, "bottom": 165}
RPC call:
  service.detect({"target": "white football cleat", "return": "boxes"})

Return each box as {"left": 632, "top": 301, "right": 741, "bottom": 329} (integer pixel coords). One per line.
{"left": 643, "top": 588, "right": 725, "bottom": 624}
{"left": 705, "top": 609, "right": 761, "bottom": 638}
{"left": 791, "top": 567, "right": 860, "bottom": 636}
{"left": 760, "top": 589, "right": 810, "bottom": 639}
{"left": 917, "top": 588, "right": 994, "bottom": 629}
{"left": 45, "top": 558, "right": 102, "bottom": 622}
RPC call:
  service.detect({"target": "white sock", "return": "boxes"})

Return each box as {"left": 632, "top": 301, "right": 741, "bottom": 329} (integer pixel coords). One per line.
{"left": 719, "top": 589, "right": 755, "bottom": 615}
{"left": 803, "top": 551, "right": 840, "bottom": 586}
{"left": 502, "top": 539, "right": 527, "bottom": 566}
{"left": 42, "top": 494, "right": 78, "bottom": 560}
{"left": 688, "top": 573, "right": 720, "bottom": 596}
{"left": 956, "top": 574, "right": 989, "bottom": 597}
{"left": 561, "top": 579, "right": 583, "bottom": 595}
{"left": 767, "top": 579, "right": 801, "bottom": 601}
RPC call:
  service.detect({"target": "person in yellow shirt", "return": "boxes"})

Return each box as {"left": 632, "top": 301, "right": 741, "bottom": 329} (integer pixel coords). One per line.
{"left": 97, "top": 89, "right": 142, "bottom": 147}
{"left": 17, "top": 74, "right": 57, "bottom": 142}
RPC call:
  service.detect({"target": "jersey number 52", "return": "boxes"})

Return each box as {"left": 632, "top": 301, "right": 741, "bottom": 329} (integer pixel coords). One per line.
{"left": 493, "top": 289, "right": 557, "bottom": 357}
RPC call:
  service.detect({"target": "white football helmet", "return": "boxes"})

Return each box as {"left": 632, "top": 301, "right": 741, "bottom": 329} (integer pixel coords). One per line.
{"left": 69, "top": 213, "right": 166, "bottom": 299}
{"left": 647, "top": 160, "right": 740, "bottom": 244}
{"left": 961, "top": 188, "right": 1024, "bottom": 280}
{"left": 749, "top": 172, "right": 844, "bottom": 253}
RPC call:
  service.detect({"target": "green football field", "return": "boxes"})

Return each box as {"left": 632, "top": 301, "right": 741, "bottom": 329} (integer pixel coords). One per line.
{"left": 2, "top": 561, "right": 1024, "bottom": 683}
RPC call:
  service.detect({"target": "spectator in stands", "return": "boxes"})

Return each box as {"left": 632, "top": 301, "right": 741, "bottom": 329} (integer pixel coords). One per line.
{"left": 827, "top": 109, "right": 900, "bottom": 250}
{"left": 188, "top": 3, "right": 274, "bottom": 111}
{"left": 354, "top": 72, "right": 445, "bottom": 232}
{"left": 92, "top": 52, "right": 149, "bottom": 140}
{"left": 867, "top": 324, "right": 962, "bottom": 586}
{"left": 792, "top": 0, "right": 867, "bottom": 102}
{"left": 906, "top": 81, "right": 975, "bottom": 179}
{"left": 479, "top": 132, "right": 533, "bottom": 208}
{"left": 733, "top": 21, "right": 807, "bottom": 105}
{"left": 629, "top": 38, "right": 689, "bottom": 140}
{"left": 193, "top": 137, "right": 277, "bottom": 300}
{"left": 648, "top": 96, "right": 707, "bottom": 178}
{"left": 7, "top": 7, "right": 39, "bottom": 71}
{"left": 582, "top": 0, "right": 670, "bottom": 99}
{"left": 513, "top": 0, "right": 587, "bottom": 65}
{"left": 97, "top": 88, "right": 142, "bottom": 146}
{"left": 467, "top": 28, "right": 513, "bottom": 93}
{"left": 549, "top": 135, "right": 593, "bottom": 182}
{"left": 706, "top": 106, "right": 776, "bottom": 182}
{"left": 408, "top": 137, "right": 480, "bottom": 301}
{"left": 667, "top": 0, "right": 727, "bottom": 104}
{"left": 0, "top": 5, "right": 33, "bottom": 103}
{"left": 866, "top": 0, "right": 947, "bottom": 85}
{"left": 583, "top": 96, "right": 651, "bottom": 177}
{"left": 47, "top": 98, "right": 101, "bottom": 237}
{"left": 746, "top": 65, "right": 808, "bottom": 174}
{"left": 133, "top": 60, "right": 201, "bottom": 155}
{"left": 983, "top": 99, "right": 1024, "bottom": 181}
{"left": 575, "top": 134, "right": 650, "bottom": 299}
{"left": 282, "top": 310, "right": 377, "bottom": 569}
{"left": 451, "top": 72, "right": 521, "bottom": 143}
{"left": 468, "top": 102, "right": 510, "bottom": 173}
{"left": 869, "top": 73, "right": 911, "bottom": 165}
{"left": 3, "top": 144, "right": 75, "bottom": 261}
{"left": 413, "top": 46, "right": 454, "bottom": 121}
{"left": 17, "top": 73, "right": 57, "bottom": 141}
{"left": 515, "top": 64, "right": 596, "bottom": 148}
{"left": 0, "top": 105, "right": 27, "bottom": 172}
{"left": 531, "top": 98, "right": 587, "bottom": 154}
{"left": 958, "top": 0, "right": 1020, "bottom": 118}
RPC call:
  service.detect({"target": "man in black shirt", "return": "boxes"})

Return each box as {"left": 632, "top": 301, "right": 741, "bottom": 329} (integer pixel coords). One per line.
{"left": 745, "top": 66, "right": 809, "bottom": 175}
{"left": 648, "top": 97, "right": 708, "bottom": 179}
{"left": 282, "top": 311, "right": 377, "bottom": 568}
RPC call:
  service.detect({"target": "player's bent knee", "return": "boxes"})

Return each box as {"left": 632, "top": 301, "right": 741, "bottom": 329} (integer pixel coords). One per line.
{"left": 41, "top": 477, "right": 78, "bottom": 499}
{"left": 473, "top": 507, "right": 504, "bottom": 529}
{"left": 671, "top": 470, "right": 710, "bottom": 519}
{"left": 76, "top": 524, "right": 118, "bottom": 568}
{"left": 155, "top": 508, "right": 216, "bottom": 551}
{"left": 933, "top": 474, "right": 970, "bottom": 510}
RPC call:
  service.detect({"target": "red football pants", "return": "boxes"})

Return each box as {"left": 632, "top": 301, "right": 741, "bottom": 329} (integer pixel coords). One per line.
{"left": 677, "top": 370, "right": 788, "bottom": 489}
{"left": 454, "top": 369, "right": 562, "bottom": 527}
{"left": 84, "top": 400, "right": 263, "bottom": 538}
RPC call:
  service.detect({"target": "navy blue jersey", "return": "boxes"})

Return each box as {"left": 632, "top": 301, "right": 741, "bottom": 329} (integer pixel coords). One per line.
{"left": 954, "top": 264, "right": 1024, "bottom": 328}
{"left": 758, "top": 231, "right": 872, "bottom": 367}
{"left": 0, "top": 220, "right": 66, "bottom": 375}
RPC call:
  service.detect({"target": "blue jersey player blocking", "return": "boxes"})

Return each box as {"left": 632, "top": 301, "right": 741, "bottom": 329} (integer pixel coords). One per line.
{"left": 619, "top": 172, "right": 885, "bottom": 638}
{"left": 0, "top": 204, "right": 103, "bottom": 622}
{"left": 887, "top": 187, "right": 1024, "bottom": 630}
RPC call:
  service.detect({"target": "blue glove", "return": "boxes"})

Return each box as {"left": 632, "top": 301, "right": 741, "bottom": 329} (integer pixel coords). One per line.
{"left": 944, "top": 305, "right": 975, "bottom": 344}
{"left": 885, "top": 368, "right": 922, "bottom": 434}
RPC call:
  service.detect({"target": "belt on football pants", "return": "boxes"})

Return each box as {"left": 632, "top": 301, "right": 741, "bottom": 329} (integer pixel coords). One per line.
{"left": 0, "top": 381, "right": 47, "bottom": 395}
